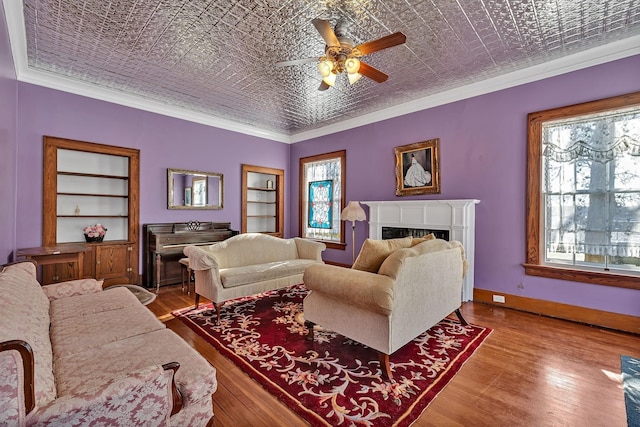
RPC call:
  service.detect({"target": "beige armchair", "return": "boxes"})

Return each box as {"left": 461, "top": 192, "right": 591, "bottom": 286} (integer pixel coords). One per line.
{"left": 302, "top": 238, "right": 468, "bottom": 380}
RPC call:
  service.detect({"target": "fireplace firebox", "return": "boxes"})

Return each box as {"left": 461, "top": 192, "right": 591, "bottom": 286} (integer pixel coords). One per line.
{"left": 382, "top": 226, "right": 449, "bottom": 241}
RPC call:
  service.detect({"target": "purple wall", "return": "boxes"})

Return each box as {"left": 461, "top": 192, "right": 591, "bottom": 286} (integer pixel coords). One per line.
{"left": 15, "top": 83, "right": 290, "bottom": 264}
{"left": 290, "top": 54, "right": 640, "bottom": 317}
{"left": 0, "top": 3, "right": 17, "bottom": 263}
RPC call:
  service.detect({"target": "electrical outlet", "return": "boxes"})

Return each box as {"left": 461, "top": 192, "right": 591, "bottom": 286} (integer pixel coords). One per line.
{"left": 517, "top": 282, "right": 524, "bottom": 289}
{"left": 492, "top": 294, "right": 506, "bottom": 303}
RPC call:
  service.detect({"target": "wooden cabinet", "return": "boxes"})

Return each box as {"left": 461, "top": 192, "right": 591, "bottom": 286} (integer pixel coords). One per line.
{"left": 41, "top": 136, "right": 140, "bottom": 286}
{"left": 241, "top": 164, "right": 284, "bottom": 237}
{"left": 38, "top": 242, "right": 134, "bottom": 285}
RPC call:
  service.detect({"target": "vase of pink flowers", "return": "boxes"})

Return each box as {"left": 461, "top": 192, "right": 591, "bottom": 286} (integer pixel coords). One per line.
{"left": 83, "top": 224, "right": 107, "bottom": 243}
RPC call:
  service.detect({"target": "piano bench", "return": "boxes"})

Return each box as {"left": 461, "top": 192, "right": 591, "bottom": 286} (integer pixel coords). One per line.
{"left": 179, "top": 258, "right": 192, "bottom": 295}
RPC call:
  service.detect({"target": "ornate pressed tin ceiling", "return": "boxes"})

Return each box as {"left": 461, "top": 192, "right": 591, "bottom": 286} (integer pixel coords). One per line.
{"left": 5, "top": 0, "right": 640, "bottom": 141}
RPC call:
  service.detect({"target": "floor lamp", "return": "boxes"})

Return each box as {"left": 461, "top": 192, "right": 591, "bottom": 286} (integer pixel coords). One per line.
{"left": 341, "top": 201, "right": 367, "bottom": 264}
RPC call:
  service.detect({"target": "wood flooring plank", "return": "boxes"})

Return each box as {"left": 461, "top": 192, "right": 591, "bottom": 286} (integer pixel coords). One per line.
{"left": 149, "top": 285, "right": 639, "bottom": 427}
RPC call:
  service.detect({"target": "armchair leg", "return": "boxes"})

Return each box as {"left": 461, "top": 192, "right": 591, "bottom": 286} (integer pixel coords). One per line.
{"left": 455, "top": 308, "right": 468, "bottom": 326}
{"left": 194, "top": 293, "right": 200, "bottom": 309}
{"left": 214, "top": 302, "right": 222, "bottom": 324}
{"left": 378, "top": 352, "right": 393, "bottom": 381}
{"left": 304, "top": 321, "right": 315, "bottom": 341}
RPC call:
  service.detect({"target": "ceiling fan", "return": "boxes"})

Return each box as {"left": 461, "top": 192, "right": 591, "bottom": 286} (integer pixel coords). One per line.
{"left": 276, "top": 18, "right": 407, "bottom": 91}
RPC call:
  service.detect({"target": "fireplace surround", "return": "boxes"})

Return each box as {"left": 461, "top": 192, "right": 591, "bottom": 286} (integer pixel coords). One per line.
{"left": 362, "top": 200, "right": 480, "bottom": 301}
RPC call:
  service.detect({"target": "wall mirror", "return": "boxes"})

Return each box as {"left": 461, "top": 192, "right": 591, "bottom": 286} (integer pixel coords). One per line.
{"left": 168, "top": 168, "right": 223, "bottom": 209}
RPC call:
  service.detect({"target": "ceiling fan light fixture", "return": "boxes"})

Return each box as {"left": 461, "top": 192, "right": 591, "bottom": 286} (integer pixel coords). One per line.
{"left": 318, "top": 60, "right": 333, "bottom": 77}
{"left": 322, "top": 72, "right": 337, "bottom": 86}
{"left": 279, "top": 18, "right": 407, "bottom": 91}
{"left": 345, "top": 57, "right": 360, "bottom": 74}
{"left": 348, "top": 72, "right": 362, "bottom": 85}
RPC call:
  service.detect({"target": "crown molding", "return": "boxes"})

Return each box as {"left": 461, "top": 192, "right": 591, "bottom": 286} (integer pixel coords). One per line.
{"left": 5, "top": 0, "right": 640, "bottom": 144}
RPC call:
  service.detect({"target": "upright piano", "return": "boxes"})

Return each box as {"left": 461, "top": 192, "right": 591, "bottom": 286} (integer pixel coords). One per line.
{"left": 143, "top": 221, "right": 237, "bottom": 290}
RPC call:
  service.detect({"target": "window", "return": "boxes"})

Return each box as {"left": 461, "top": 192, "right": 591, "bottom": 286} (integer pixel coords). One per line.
{"left": 299, "top": 150, "right": 346, "bottom": 249}
{"left": 525, "top": 91, "right": 640, "bottom": 289}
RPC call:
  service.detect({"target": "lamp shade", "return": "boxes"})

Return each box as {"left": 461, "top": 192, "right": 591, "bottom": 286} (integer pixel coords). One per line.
{"left": 341, "top": 201, "right": 366, "bottom": 222}
{"left": 318, "top": 60, "right": 333, "bottom": 77}
{"left": 322, "top": 72, "right": 337, "bottom": 86}
{"left": 347, "top": 72, "right": 362, "bottom": 85}
{"left": 345, "top": 57, "right": 360, "bottom": 74}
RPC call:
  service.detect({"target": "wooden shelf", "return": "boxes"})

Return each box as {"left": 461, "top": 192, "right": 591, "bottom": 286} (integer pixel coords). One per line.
{"left": 57, "top": 215, "right": 128, "bottom": 218}
{"left": 58, "top": 171, "right": 129, "bottom": 180}
{"left": 58, "top": 192, "right": 128, "bottom": 198}
{"left": 248, "top": 186, "right": 276, "bottom": 191}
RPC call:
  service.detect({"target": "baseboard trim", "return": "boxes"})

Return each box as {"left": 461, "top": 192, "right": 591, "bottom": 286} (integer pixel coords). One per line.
{"left": 473, "top": 289, "right": 639, "bottom": 334}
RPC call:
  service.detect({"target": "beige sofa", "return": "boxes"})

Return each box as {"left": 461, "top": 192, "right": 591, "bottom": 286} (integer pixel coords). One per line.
{"left": 0, "top": 261, "right": 217, "bottom": 426}
{"left": 303, "top": 238, "right": 468, "bottom": 379}
{"left": 184, "top": 233, "right": 326, "bottom": 322}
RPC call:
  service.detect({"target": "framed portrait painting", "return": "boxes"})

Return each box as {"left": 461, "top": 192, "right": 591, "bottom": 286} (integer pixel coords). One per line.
{"left": 395, "top": 138, "right": 441, "bottom": 196}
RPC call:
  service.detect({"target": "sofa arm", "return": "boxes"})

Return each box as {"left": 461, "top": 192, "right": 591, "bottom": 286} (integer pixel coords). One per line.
{"left": 0, "top": 340, "right": 34, "bottom": 427}
{"left": 294, "top": 238, "right": 326, "bottom": 261}
{"left": 184, "top": 246, "right": 220, "bottom": 271}
{"left": 42, "top": 278, "right": 104, "bottom": 301}
{"left": 303, "top": 264, "right": 394, "bottom": 316}
{"left": 27, "top": 364, "right": 179, "bottom": 426}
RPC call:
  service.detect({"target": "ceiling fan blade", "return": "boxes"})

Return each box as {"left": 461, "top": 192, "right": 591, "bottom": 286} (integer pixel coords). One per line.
{"left": 312, "top": 18, "right": 340, "bottom": 47}
{"left": 353, "top": 32, "right": 407, "bottom": 56}
{"left": 318, "top": 81, "right": 330, "bottom": 91}
{"left": 275, "top": 57, "right": 318, "bottom": 67}
{"left": 358, "top": 61, "right": 388, "bottom": 83}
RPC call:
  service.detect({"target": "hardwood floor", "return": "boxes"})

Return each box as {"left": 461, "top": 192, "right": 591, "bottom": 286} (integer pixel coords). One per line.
{"left": 148, "top": 285, "right": 639, "bottom": 427}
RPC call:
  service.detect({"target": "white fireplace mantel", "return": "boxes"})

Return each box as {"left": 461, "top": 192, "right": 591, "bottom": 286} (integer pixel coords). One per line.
{"left": 362, "top": 199, "right": 480, "bottom": 301}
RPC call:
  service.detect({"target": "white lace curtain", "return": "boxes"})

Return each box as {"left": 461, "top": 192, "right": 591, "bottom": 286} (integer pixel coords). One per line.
{"left": 542, "top": 107, "right": 640, "bottom": 259}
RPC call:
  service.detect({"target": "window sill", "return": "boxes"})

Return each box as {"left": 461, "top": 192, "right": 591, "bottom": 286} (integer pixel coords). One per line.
{"left": 522, "top": 263, "right": 640, "bottom": 290}
{"left": 314, "top": 241, "right": 346, "bottom": 251}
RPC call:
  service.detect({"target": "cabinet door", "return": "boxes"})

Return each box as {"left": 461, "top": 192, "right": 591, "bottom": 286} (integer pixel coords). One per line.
{"left": 81, "top": 248, "right": 96, "bottom": 279}
{"left": 42, "top": 263, "right": 77, "bottom": 285}
{"left": 96, "top": 244, "right": 132, "bottom": 285}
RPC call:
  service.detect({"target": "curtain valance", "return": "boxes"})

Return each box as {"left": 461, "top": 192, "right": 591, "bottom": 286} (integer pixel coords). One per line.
{"left": 542, "top": 109, "right": 640, "bottom": 163}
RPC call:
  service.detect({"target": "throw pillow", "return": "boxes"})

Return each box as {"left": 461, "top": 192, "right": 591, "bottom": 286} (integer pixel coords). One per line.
{"left": 352, "top": 237, "right": 412, "bottom": 273}
{"left": 410, "top": 233, "right": 436, "bottom": 246}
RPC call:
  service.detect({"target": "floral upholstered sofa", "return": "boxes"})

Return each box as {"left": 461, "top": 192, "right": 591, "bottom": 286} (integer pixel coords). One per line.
{"left": 0, "top": 261, "right": 217, "bottom": 426}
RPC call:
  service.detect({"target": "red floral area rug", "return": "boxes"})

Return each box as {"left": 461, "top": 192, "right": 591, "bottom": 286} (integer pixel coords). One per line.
{"left": 172, "top": 284, "right": 491, "bottom": 427}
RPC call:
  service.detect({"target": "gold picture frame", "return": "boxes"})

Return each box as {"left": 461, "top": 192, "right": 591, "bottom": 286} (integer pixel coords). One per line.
{"left": 395, "top": 138, "right": 441, "bottom": 196}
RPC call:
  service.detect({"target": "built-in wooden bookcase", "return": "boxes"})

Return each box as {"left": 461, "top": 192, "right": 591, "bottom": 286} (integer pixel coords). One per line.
{"left": 42, "top": 136, "right": 140, "bottom": 286}
{"left": 241, "top": 164, "right": 284, "bottom": 237}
